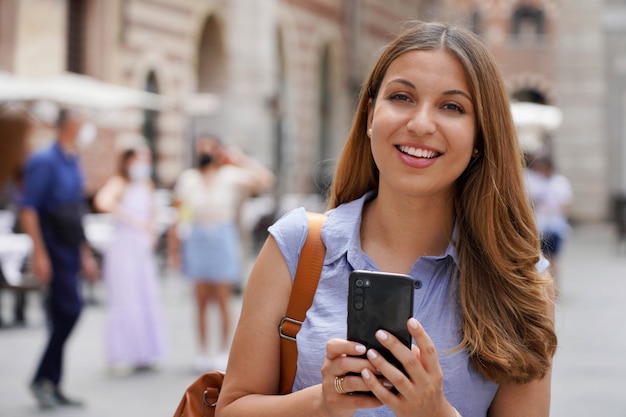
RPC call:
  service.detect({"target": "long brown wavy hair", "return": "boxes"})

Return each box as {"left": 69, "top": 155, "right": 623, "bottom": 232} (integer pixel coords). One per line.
{"left": 328, "top": 21, "right": 557, "bottom": 384}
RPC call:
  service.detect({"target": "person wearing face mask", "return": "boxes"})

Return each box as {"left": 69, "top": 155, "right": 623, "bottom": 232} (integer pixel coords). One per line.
{"left": 19, "top": 108, "right": 99, "bottom": 409}
{"left": 94, "top": 146, "right": 167, "bottom": 375}
{"left": 169, "top": 134, "right": 275, "bottom": 373}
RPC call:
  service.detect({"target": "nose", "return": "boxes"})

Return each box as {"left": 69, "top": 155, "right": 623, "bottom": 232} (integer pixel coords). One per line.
{"left": 406, "top": 105, "right": 436, "bottom": 137}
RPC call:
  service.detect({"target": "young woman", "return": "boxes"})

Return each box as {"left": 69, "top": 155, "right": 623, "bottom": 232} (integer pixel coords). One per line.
{"left": 95, "top": 146, "right": 166, "bottom": 374}
{"left": 170, "top": 135, "right": 275, "bottom": 372}
{"left": 216, "top": 21, "right": 557, "bottom": 417}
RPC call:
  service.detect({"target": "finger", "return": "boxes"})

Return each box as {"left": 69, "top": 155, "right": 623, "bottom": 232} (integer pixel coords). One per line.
{"left": 335, "top": 373, "right": 383, "bottom": 396}
{"left": 360, "top": 368, "right": 401, "bottom": 405}
{"left": 365, "top": 346, "right": 408, "bottom": 391}
{"left": 407, "top": 318, "right": 440, "bottom": 373}
{"left": 323, "top": 341, "right": 373, "bottom": 385}
{"left": 325, "top": 338, "right": 367, "bottom": 360}
{"left": 372, "top": 329, "right": 415, "bottom": 375}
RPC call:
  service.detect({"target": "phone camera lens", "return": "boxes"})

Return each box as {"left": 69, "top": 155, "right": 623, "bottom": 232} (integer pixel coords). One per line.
{"left": 355, "top": 295, "right": 364, "bottom": 310}
{"left": 355, "top": 279, "right": 364, "bottom": 287}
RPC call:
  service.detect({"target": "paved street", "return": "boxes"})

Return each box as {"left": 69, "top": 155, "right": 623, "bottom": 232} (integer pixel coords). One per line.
{"left": 1, "top": 222, "right": 625, "bottom": 417}
{"left": 550, "top": 222, "right": 626, "bottom": 417}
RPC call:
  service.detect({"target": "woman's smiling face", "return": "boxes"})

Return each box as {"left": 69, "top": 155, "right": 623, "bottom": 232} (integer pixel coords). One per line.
{"left": 367, "top": 48, "right": 477, "bottom": 200}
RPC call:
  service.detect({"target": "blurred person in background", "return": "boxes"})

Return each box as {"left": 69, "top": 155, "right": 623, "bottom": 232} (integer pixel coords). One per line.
{"left": 169, "top": 134, "right": 275, "bottom": 372}
{"left": 19, "top": 108, "right": 99, "bottom": 409}
{"left": 94, "top": 145, "right": 167, "bottom": 376}
{"left": 525, "top": 152, "right": 573, "bottom": 284}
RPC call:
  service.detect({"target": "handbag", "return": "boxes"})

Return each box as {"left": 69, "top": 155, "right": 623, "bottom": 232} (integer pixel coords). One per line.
{"left": 173, "top": 212, "right": 327, "bottom": 417}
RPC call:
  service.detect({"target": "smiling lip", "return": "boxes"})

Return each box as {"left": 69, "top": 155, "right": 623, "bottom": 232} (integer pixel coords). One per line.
{"left": 396, "top": 145, "right": 440, "bottom": 159}
{"left": 395, "top": 144, "right": 440, "bottom": 168}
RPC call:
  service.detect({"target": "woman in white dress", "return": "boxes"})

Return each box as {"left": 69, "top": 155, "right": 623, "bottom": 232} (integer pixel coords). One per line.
{"left": 95, "top": 146, "right": 167, "bottom": 374}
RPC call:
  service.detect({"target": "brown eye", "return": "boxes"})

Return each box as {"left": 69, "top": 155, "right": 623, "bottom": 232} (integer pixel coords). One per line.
{"left": 388, "top": 93, "right": 411, "bottom": 102}
{"left": 442, "top": 102, "right": 464, "bottom": 113}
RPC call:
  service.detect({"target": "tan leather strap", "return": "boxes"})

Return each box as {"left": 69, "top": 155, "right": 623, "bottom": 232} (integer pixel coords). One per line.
{"left": 278, "top": 211, "right": 327, "bottom": 395}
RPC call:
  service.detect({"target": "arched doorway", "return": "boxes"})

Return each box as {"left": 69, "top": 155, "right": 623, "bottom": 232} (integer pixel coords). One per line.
{"left": 193, "top": 15, "right": 227, "bottom": 142}
{"left": 512, "top": 87, "right": 548, "bottom": 105}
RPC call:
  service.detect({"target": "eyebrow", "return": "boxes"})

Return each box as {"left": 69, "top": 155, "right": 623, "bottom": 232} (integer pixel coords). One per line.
{"left": 387, "top": 78, "right": 472, "bottom": 102}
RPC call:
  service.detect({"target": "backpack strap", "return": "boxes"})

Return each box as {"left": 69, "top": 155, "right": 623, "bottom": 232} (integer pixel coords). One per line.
{"left": 278, "top": 211, "right": 327, "bottom": 395}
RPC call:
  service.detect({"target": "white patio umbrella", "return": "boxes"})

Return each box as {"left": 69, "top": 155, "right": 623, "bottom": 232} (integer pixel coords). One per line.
{"left": 0, "top": 71, "right": 171, "bottom": 111}
{"left": 510, "top": 101, "right": 563, "bottom": 154}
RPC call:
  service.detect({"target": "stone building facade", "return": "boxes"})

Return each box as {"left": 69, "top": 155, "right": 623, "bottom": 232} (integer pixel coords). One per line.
{"left": 0, "top": 0, "right": 429, "bottom": 198}
{"left": 1, "top": 0, "right": 624, "bottom": 222}
{"left": 604, "top": 1, "right": 626, "bottom": 220}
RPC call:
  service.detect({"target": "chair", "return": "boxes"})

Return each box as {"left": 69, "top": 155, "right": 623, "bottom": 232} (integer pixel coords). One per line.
{"left": 0, "top": 234, "right": 39, "bottom": 327}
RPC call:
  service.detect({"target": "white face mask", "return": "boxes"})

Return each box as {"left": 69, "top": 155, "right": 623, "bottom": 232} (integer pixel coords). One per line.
{"left": 77, "top": 122, "right": 97, "bottom": 148}
{"left": 129, "top": 162, "right": 152, "bottom": 181}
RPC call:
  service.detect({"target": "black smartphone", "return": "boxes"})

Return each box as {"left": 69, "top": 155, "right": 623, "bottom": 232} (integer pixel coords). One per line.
{"left": 347, "top": 270, "right": 415, "bottom": 378}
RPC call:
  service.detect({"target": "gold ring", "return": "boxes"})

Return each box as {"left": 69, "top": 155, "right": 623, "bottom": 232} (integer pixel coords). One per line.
{"left": 334, "top": 376, "right": 347, "bottom": 394}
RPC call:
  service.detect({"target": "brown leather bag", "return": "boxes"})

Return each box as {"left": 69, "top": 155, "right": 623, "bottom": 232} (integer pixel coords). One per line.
{"left": 173, "top": 212, "right": 327, "bottom": 417}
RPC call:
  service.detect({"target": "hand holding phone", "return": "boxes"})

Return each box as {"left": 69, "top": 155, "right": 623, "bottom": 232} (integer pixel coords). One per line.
{"left": 347, "top": 270, "right": 415, "bottom": 389}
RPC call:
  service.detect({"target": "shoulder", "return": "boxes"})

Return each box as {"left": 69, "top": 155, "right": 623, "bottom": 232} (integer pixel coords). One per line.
{"left": 219, "top": 165, "right": 251, "bottom": 182}
{"left": 552, "top": 174, "right": 572, "bottom": 189}
{"left": 22, "top": 148, "right": 57, "bottom": 181}
{"left": 268, "top": 207, "right": 309, "bottom": 250}
{"left": 24, "top": 145, "right": 55, "bottom": 168}
{"left": 107, "top": 174, "right": 126, "bottom": 185}
{"left": 268, "top": 207, "right": 309, "bottom": 279}
{"left": 175, "top": 169, "right": 201, "bottom": 189}
{"left": 102, "top": 175, "right": 127, "bottom": 191}
{"left": 179, "top": 168, "right": 200, "bottom": 181}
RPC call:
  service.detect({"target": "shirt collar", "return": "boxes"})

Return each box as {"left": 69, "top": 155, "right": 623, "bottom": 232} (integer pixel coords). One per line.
{"left": 52, "top": 140, "right": 78, "bottom": 162}
{"left": 322, "top": 190, "right": 459, "bottom": 269}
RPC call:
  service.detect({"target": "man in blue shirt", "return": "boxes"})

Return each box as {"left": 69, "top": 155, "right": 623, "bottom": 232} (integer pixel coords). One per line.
{"left": 19, "top": 108, "right": 98, "bottom": 409}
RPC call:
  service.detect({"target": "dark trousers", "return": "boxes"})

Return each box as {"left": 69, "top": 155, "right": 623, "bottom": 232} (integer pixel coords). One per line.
{"left": 33, "top": 245, "right": 82, "bottom": 386}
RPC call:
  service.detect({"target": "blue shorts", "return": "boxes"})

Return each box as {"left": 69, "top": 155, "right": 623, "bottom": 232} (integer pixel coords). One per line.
{"left": 181, "top": 223, "right": 241, "bottom": 283}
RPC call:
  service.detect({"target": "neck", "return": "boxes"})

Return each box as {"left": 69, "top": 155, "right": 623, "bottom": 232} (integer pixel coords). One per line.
{"left": 58, "top": 133, "right": 77, "bottom": 154}
{"left": 360, "top": 189, "right": 455, "bottom": 272}
{"left": 200, "top": 164, "right": 218, "bottom": 174}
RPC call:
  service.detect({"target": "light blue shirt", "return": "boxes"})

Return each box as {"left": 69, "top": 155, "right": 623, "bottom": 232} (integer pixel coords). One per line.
{"left": 269, "top": 191, "right": 549, "bottom": 417}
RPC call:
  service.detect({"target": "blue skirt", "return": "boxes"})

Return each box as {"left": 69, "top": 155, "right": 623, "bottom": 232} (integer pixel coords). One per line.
{"left": 181, "top": 223, "right": 241, "bottom": 283}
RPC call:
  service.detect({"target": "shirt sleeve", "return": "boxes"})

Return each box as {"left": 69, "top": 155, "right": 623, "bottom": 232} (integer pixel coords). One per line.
{"left": 536, "top": 254, "right": 550, "bottom": 274}
{"left": 554, "top": 175, "right": 573, "bottom": 205}
{"left": 268, "top": 207, "right": 308, "bottom": 280}
{"left": 19, "top": 155, "right": 53, "bottom": 210}
{"left": 173, "top": 169, "right": 195, "bottom": 202}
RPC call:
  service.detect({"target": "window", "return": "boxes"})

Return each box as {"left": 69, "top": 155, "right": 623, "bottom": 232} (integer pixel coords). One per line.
{"left": 512, "top": 88, "right": 547, "bottom": 105}
{"left": 67, "top": 0, "right": 87, "bottom": 73}
{"left": 471, "top": 10, "right": 482, "bottom": 37}
{"left": 512, "top": 5, "right": 545, "bottom": 42}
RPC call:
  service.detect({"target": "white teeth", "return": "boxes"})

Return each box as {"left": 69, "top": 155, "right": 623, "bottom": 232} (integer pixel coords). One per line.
{"left": 398, "top": 145, "right": 437, "bottom": 158}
